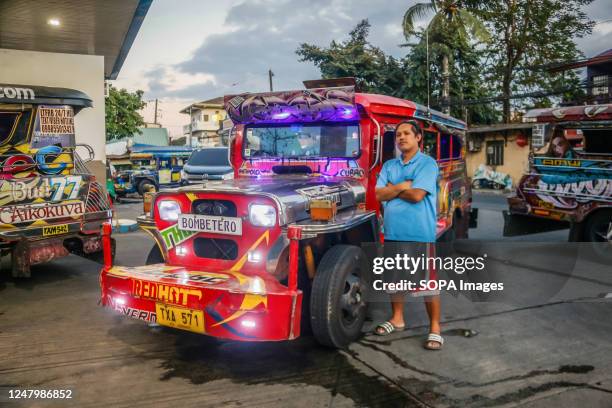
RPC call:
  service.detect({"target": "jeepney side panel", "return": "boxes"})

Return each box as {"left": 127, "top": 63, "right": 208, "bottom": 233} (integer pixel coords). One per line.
{"left": 512, "top": 158, "right": 612, "bottom": 224}
{"left": 364, "top": 111, "right": 471, "bottom": 239}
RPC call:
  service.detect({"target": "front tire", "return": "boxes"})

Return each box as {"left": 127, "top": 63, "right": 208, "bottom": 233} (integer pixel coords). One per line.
{"left": 310, "top": 245, "right": 368, "bottom": 348}
{"left": 145, "top": 244, "right": 164, "bottom": 265}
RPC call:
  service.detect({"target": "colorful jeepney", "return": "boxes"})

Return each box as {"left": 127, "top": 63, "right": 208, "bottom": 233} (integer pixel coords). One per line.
{"left": 113, "top": 146, "right": 192, "bottom": 196}
{"left": 504, "top": 104, "right": 612, "bottom": 254}
{"left": 0, "top": 84, "right": 112, "bottom": 277}
{"left": 100, "top": 83, "right": 474, "bottom": 347}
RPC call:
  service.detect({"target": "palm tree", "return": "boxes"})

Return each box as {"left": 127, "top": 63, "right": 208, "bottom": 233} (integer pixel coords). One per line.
{"left": 403, "top": 0, "right": 489, "bottom": 114}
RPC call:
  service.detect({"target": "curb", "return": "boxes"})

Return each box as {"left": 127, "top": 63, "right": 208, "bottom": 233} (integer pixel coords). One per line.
{"left": 113, "top": 219, "right": 138, "bottom": 233}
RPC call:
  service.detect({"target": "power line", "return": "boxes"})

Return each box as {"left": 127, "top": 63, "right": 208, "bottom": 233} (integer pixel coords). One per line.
{"left": 440, "top": 78, "right": 608, "bottom": 107}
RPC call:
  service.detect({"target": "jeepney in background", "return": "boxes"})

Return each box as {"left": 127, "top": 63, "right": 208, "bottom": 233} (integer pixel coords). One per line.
{"left": 0, "top": 84, "right": 112, "bottom": 277}
{"left": 504, "top": 104, "right": 612, "bottom": 256}
{"left": 113, "top": 146, "right": 192, "bottom": 196}
{"left": 100, "top": 79, "right": 475, "bottom": 348}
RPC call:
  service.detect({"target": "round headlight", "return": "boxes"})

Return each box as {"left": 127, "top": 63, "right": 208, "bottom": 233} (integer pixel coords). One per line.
{"left": 249, "top": 204, "right": 276, "bottom": 227}
{"left": 157, "top": 199, "right": 181, "bottom": 221}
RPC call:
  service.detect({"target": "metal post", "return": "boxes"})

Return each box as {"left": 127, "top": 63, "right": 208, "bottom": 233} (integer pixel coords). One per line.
{"left": 102, "top": 222, "right": 113, "bottom": 269}
{"left": 268, "top": 69, "right": 274, "bottom": 92}
{"left": 426, "top": 27, "right": 430, "bottom": 110}
{"left": 154, "top": 98, "right": 158, "bottom": 125}
{"left": 287, "top": 226, "right": 301, "bottom": 291}
{"left": 189, "top": 105, "right": 193, "bottom": 148}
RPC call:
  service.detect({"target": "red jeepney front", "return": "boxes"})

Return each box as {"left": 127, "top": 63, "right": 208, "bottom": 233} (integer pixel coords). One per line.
{"left": 99, "top": 191, "right": 304, "bottom": 341}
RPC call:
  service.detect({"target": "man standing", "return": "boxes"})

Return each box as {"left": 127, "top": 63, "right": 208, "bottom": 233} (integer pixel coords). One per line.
{"left": 374, "top": 120, "right": 443, "bottom": 350}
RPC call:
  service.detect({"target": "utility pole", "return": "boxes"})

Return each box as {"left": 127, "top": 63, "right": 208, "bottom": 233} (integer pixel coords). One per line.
{"left": 268, "top": 69, "right": 274, "bottom": 92}
{"left": 154, "top": 98, "right": 159, "bottom": 125}
{"left": 188, "top": 105, "right": 193, "bottom": 148}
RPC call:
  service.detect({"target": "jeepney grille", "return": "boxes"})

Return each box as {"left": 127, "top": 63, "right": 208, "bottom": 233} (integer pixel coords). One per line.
{"left": 192, "top": 199, "right": 237, "bottom": 217}
{"left": 85, "top": 180, "right": 112, "bottom": 213}
{"left": 193, "top": 238, "right": 238, "bottom": 260}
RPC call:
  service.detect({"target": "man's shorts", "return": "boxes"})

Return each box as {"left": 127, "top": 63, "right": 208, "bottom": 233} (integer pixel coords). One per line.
{"left": 382, "top": 240, "right": 439, "bottom": 297}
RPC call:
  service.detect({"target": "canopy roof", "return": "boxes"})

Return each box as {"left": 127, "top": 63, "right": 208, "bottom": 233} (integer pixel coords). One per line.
{"left": 0, "top": 84, "right": 92, "bottom": 107}
{"left": 0, "top": 0, "right": 152, "bottom": 79}
{"left": 524, "top": 104, "right": 612, "bottom": 123}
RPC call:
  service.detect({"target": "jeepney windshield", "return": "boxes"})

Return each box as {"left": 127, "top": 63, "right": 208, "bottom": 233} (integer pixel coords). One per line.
{"left": 132, "top": 159, "right": 156, "bottom": 169}
{"left": 243, "top": 123, "right": 360, "bottom": 159}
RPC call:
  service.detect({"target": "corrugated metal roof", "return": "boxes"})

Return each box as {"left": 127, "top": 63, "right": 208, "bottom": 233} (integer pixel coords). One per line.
{"left": 468, "top": 123, "right": 533, "bottom": 133}
{"left": 131, "top": 127, "right": 169, "bottom": 146}
{"left": 113, "top": 127, "right": 169, "bottom": 146}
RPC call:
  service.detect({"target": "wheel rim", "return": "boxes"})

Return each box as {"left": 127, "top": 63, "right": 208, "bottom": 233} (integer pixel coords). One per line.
{"left": 339, "top": 271, "right": 366, "bottom": 326}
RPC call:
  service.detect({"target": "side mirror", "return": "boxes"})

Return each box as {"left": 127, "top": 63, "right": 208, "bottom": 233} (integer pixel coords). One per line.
{"left": 75, "top": 144, "right": 95, "bottom": 163}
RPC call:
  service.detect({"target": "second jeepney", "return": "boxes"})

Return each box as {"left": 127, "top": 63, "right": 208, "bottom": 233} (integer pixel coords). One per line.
{"left": 0, "top": 84, "right": 112, "bottom": 277}
{"left": 100, "top": 82, "right": 474, "bottom": 347}
{"left": 504, "top": 104, "right": 612, "bottom": 257}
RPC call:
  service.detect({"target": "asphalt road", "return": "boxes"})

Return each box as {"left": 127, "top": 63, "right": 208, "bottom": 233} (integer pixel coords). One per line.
{"left": 1, "top": 193, "right": 611, "bottom": 407}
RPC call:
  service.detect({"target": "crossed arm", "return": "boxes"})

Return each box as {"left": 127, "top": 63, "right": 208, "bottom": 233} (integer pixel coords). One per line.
{"left": 375, "top": 181, "right": 427, "bottom": 203}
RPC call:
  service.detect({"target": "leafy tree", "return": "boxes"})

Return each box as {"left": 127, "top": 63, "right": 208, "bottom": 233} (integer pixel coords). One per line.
{"left": 466, "top": 0, "right": 594, "bottom": 122}
{"left": 105, "top": 85, "right": 146, "bottom": 141}
{"left": 402, "top": 0, "right": 490, "bottom": 113}
{"left": 405, "top": 37, "right": 499, "bottom": 124}
{"left": 296, "top": 20, "right": 407, "bottom": 97}
{"left": 297, "top": 18, "right": 496, "bottom": 124}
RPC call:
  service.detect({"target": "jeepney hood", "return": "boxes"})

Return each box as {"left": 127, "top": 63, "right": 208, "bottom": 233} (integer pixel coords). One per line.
{"left": 177, "top": 176, "right": 366, "bottom": 225}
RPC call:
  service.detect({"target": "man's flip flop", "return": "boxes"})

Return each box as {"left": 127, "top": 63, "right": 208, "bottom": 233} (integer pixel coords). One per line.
{"left": 374, "top": 321, "right": 405, "bottom": 336}
{"left": 424, "top": 333, "right": 444, "bottom": 350}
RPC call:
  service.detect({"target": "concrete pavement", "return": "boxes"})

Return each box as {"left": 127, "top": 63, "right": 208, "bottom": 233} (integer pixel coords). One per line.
{"left": 0, "top": 194, "right": 611, "bottom": 407}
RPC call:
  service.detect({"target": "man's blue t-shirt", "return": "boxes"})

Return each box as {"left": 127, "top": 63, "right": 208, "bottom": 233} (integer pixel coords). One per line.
{"left": 376, "top": 151, "right": 438, "bottom": 243}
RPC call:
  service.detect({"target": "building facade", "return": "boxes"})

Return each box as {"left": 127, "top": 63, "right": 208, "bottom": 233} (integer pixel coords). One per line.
{"left": 466, "top": 124, "right": 534, "bottom": 188}
{"left": 180, "top": 97, "right": 227, "bottom": 147}
{"left": 549, "top": 48, "right": 611, "bottom": 105}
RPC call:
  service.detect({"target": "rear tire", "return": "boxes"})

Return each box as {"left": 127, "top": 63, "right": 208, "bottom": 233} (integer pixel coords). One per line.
{"left": 584, "top": 211, "right": 612, "bottom": 262}
{"left": 145, "top": 244, "right": 164, "bottom": 265}
{"left": 310, "top": 245, "right": 368, "bottom": 348}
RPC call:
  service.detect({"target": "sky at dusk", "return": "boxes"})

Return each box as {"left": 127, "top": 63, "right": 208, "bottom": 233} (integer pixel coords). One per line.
{"left": 112, "top": 0, "right": 612, "bottom": 138}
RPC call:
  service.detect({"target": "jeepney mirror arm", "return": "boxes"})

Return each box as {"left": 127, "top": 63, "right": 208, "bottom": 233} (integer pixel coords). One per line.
{"left": 368, "top": 116, "right": 381, "bottom": 172}
{"left": 75, "top": 143, "right": 95, "bottom": 163}
{"left": 228, "top": 125, "right": 236, "bottom": 171}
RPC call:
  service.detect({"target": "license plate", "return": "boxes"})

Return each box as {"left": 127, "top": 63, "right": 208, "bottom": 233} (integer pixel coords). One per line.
{"left": 42, "top": 224, "right": 69, "bottom": 236}
{"left": 155, "top": 303, "right": 205, "bottom": 334}
{"left": 178, "top": 214, "right": 242, "bottom": 236}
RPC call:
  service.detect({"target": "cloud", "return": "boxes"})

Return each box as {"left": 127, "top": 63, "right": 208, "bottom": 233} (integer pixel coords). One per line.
{"left": 138, "top": 0, "right": 612, "bottom": 128}
{"left": 142, "top": 0, "right": 410, "bottom": 101}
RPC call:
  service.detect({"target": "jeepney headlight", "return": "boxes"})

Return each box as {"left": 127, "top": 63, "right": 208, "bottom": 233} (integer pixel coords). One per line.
{"left": 158, "top": 200, "right": 181, "bottom": 221}
{"left": 180, "top": 169, "right": 186, "bottom": 180}
{"left": 249, "top": 204, "right": 276, "bottom": 227}
{"left": 221, "top": 172, "right": 233, "bottom": 180}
